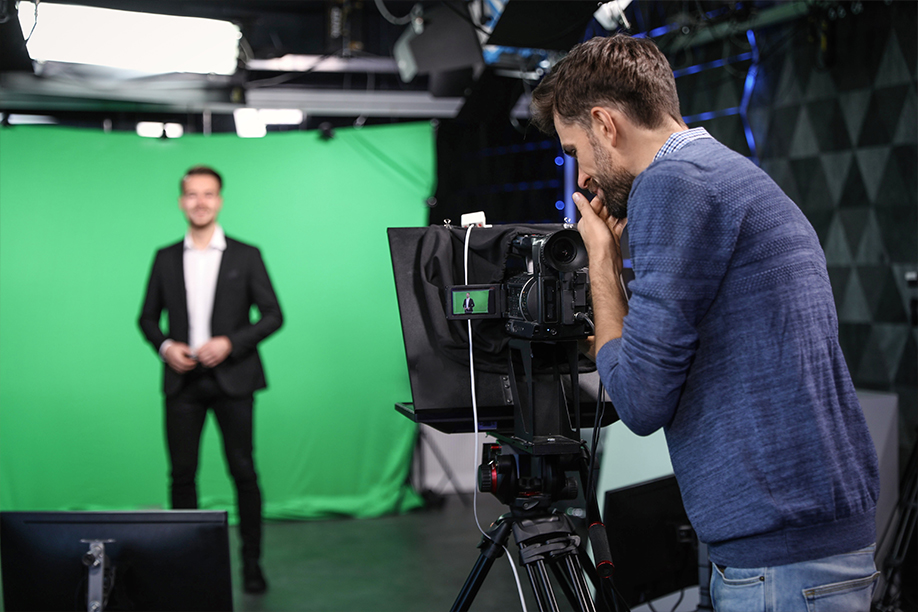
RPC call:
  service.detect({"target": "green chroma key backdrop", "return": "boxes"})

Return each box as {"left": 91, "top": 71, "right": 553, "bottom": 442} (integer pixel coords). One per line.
{"left": 0, "top": 122, "right": 433, "bottom": 520}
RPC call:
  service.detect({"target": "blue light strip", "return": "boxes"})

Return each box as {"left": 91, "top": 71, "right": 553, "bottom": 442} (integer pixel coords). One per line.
{"left": 682, "top": 107, "right": 741, "bottom": 124}
{"left": 564, "top": 153, "right": 577, "bottom": 222}
{"left": 672, "top": 51, "right": 753, "bottom": 78}
{"left": 740, "top": 29, "right": 761, "bottom": 164}
{"left": 484, "top": 0, "right": 503, "bottom": 28}
{"left": 633, "top": 5, "right": 733, "bottom": 39}
{"left": 633, "top": 24, "right": 674, "bottom": 39}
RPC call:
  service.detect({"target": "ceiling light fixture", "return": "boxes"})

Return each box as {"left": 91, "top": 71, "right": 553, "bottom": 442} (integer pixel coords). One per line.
{"left": 232, "top": 109, "right": 304, "bottom": 138}
{"left": 2, "top": 114, "right": 58, "bottom": 125}
{"left": 257, "top": 109, "right": 304, "bottom": 126}
{"left": 18, "top": 2, "right": 241, "bottom": 75}
{"left": 136, "top": 122, "right": 183, "bottom": 138}
{"left": 233, "top": 109, "right": 266, "bottom": 138}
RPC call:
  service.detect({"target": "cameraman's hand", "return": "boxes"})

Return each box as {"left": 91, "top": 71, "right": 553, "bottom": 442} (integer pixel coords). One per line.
{"left": 573, "top": 192, "right": 626, "bottom": 264}
{"left": 578, "top": 336, "right": 598, "bottom": 362}
{"left": 574, "top": 192, "right": 628, "bottom": 350}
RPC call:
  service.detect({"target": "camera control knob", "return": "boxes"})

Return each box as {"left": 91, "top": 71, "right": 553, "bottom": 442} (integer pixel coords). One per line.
{"left": 478, "top": 462, "right": 496, "bottom": 493}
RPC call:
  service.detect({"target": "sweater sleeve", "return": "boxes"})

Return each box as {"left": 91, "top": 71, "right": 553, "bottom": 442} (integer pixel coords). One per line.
{"left": 598, "top": 164, "right": 741, "bottom": 435}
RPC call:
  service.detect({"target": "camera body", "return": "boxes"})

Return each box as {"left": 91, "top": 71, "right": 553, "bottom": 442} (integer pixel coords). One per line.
{"left": 446, "top": 228, "right": 592, "bottom": 341}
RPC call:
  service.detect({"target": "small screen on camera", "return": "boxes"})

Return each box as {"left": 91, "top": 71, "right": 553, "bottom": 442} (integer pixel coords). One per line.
{"left": 446, "top": 285, "right": 502, "bottom": 320}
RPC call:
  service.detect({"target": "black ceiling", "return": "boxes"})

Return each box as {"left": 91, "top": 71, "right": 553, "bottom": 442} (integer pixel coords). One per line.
{"left": 0, "top": 1, "right": 610, "bottom": 132}
{"left": 0, "top": 1, "right": 800, "bottom": 133}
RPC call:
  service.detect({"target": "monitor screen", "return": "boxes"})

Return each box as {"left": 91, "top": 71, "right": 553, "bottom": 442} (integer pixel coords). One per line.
{"left": 1, "top": 510, "right": 233, "bottom": 611}
{"left": 603, "top": 475, "right": 698, "bottom": 608}
{"left": 446, "top": 285, "right": 500, "bottom": 319}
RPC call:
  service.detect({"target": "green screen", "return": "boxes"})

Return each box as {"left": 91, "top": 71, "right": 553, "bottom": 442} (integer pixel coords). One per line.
{"left": 0, "top": 123, "right": 432, "bottom": 520}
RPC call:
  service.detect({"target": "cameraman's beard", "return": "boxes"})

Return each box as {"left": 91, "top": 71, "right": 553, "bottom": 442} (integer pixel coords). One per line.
{"left": 590, "top": 141, "right": 634, "bottom": 220}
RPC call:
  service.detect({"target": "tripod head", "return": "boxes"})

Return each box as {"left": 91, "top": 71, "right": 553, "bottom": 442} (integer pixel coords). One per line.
{"left": 478, "top": 442, "right": 580, "bottom": 509}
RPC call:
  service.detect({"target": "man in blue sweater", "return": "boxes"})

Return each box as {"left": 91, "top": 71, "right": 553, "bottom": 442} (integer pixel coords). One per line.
{"left": 531, "top": 35, "right": 879, "bottom": 611}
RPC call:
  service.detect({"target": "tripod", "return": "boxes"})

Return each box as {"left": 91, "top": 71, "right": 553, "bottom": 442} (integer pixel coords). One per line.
{"left": 453, "top": 506, "right": 597, "bottom": 612}
{"left": 450, "top": 442, "right": 616, "bottom": 612}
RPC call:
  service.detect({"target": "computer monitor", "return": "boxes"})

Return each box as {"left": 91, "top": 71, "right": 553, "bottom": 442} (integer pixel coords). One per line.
{"left": 0, "top": 510, "right": 233, "bottom": 611}
{"left": 603, "top": 475, "right": 698, "bottom": 608}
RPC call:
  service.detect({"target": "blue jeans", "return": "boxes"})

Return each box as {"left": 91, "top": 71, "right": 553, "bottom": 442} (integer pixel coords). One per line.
{"left": 710, "top": 545, "right": 878, "bottom": 612}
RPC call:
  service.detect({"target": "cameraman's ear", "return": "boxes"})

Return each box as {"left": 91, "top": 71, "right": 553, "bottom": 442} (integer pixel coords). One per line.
{"left": 590, "top": 107, "right": 618, "bottom": 146}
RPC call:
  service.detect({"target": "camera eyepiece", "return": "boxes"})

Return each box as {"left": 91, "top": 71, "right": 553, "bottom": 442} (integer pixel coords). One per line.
{"left": 542, "top": 229, "right": 588, "bottom": 273}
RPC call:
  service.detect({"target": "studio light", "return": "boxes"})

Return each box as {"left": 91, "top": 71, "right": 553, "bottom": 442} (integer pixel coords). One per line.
{"left": 136, "top": 122, "right": 183, "bottom": 138}
{"left": 17, "top": 2, "right": 241, "bottom": 75}
{"left": 1, "top": 114, "right": 58, "bottom": 125}
{"left": 233, "top": 108, "right": 304, "bottom": 138}
{"left": 163, "top": 123, "right": 184, "bottom": 138}
{"left": 232, "top": 108, "right": 266, "bottom": 139}
{"left": 136, "top": 122, "right": 164, "bottom": 138}
{"left": 257, "top": 109, "right": 304, "bottom": 126}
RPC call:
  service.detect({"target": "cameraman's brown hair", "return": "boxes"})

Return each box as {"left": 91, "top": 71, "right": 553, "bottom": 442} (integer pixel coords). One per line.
{"left": 530, "top": 35, "right": 684, "bottom": 134}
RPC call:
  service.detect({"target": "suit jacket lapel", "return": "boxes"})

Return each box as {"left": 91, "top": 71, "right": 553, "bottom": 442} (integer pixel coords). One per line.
{"left": 213, "top": 238, "right": 235, "bottom": 328}
{"left": 169, "top": 241, "right": 187, "bottom": 313}
{"left": 163, "top": 240, "right": 189, "bottom": 342}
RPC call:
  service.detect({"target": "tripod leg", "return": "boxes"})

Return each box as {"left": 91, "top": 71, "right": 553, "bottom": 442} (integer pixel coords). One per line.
{"left": 562, "top": 554, "right": 598, "bottom": 612}
{"left": 514, "top": 513, "right": 602, "bottom": 612}
{"left": 451, "top": 518, "right": 513, "bottom": 612}
{"left": 545, "top": 553, "right": 599, "bottom": 612}
{"left": 526, "top": 558, "right": 560, "bottom": 612}
{"left": 547, "top": 560, "right": 580, "bottom": 610}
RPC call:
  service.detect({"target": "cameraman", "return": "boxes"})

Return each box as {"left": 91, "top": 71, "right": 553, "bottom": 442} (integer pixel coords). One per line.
{"left": 531, "top": 35, "right": 879, "bottom": 612}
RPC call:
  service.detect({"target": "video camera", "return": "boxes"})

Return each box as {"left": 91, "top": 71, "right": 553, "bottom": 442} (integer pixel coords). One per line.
{"left": 389, "top": 222, "right": 620, "bottom": 612}
{"left": 388, "top": 222, "right": 616, "bottom": 441}
{"left": 444, "top": 228, "right": 592, "bottom": 342}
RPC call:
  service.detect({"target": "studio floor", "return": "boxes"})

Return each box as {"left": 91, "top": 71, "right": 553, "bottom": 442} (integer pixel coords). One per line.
{"left": 0, "top": 491, "right": 699, "bottom": 612}
{"left": 230, "top": 492, "right": 550, "bottom": 612}
{"left": 228, "top": 492, "right": 700, "bottom": 612}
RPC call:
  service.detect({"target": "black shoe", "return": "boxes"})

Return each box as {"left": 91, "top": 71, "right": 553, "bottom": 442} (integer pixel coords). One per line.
{"left": 243, "top": 558, "right": 268, "bottom": 594}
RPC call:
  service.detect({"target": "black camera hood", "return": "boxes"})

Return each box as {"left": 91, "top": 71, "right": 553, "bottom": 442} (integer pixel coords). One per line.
{"left": 388, "top": 224, "right": 614, "bottom": 435}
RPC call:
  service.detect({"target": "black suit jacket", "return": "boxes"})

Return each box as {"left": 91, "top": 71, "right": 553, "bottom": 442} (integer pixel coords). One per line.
{"left": 139, "top": 236, "right": 283, "bottom": 398}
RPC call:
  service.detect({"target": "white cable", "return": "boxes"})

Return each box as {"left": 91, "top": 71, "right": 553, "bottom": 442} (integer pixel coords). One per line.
{"left": 463, "top": 225, "right": 528, "bottom": 612}
{"left": 464, "top": 225, "right": 486, "bottom": 536}
{"left": 374, "top": 0, "right": 414, "bottom": 25}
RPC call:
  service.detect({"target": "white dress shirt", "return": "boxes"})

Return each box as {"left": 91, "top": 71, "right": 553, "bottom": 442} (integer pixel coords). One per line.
{"left": 159, "top": 225, "right": 226, "bottom": 359}
{"left": 184, "top": 225, "right": 226, "bottom": 352}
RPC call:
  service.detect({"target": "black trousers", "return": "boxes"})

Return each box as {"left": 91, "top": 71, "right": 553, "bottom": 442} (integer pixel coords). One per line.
{"left": 165, "top": 368, "right": 262, "bottom": 561}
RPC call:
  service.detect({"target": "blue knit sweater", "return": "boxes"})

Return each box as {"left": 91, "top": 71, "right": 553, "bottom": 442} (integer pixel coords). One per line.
{"left": 596, "top": 136, "right": 879, "bottom": 568}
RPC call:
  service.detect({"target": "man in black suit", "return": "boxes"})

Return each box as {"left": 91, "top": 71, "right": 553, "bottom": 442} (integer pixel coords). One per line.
{"left": 139, "top": 166, "right": 283, "bottom": 594}
{"left": 462, "top": 292, "right": 475, "bottom": 314}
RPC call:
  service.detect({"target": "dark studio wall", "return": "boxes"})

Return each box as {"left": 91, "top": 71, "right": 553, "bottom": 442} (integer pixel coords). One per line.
{"left": 744, "top": 1, "right": 917, "bottom": 466}
{"left": 430, "top": 118, "right": 567, "bottom": 226}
